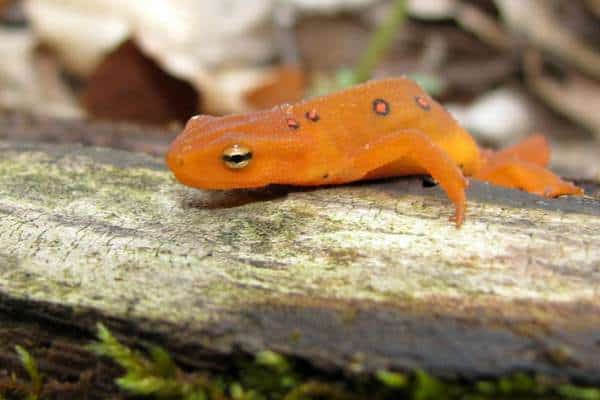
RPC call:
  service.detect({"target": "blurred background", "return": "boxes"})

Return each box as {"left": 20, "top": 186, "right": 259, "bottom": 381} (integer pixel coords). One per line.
{"left": 0, "top": 0, "right": 598, "bottom": 181}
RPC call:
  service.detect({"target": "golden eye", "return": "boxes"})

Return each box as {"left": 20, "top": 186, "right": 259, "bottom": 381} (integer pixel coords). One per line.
{"left": 222, "top": 144, "right": 252, "bottom": 169}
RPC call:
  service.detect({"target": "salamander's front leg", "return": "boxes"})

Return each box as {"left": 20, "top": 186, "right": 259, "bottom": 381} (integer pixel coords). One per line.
{"left": 475, "top": 159, "right": 583, "bottom": 197}
{"left": 349, "top": 129, "right": 468, "bottom": 226}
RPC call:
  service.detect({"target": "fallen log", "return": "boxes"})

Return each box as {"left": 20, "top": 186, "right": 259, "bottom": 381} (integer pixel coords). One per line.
{"left": 0, "top": 134, "right": 599, "bottom": 396}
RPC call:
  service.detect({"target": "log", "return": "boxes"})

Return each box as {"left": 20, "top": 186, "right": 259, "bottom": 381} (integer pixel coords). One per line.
{"left": 1, "top": 131, "right": 600, "bottom": 392}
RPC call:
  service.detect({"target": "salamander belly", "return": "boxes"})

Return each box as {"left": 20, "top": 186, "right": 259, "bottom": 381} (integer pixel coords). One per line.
{"left": 362, "top": 158, "right": 429, "bottom": 180}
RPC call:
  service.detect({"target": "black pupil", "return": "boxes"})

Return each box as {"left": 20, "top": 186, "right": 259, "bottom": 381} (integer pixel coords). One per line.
{"left": 223, "top": 152, "right": 251, "bottom": 164}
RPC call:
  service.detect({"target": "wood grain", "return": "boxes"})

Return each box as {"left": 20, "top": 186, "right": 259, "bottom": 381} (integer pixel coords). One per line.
{"left": 0, "top": 136, "right": 599, "bottom": 388}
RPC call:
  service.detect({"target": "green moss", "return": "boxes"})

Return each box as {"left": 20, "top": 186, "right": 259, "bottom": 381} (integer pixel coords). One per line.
{"left": 323, "top": 248, "right": 363, "bottom": 267}
{"left": 15, "top": 346, "right": 42, "bottom": 400}
{"left": 0, "top": 254, "right": 19, "bottom": 272}
{"left": 3, "top": 325, "right": 600, "bottom": 399}
{"left": 214, "top": 205, "right": 323, "bottom": 255}
{"left": 0, "top": 346, "right": 44, "bottom": 400}
{"left": 85, "top": 324, "right": 600, "bottom": 400}
{"left": 375, "top": 370, "right": 407, "bottom": 388}
{"left": 558, "top": 385, "right": 600, "bottom": 400}
{"left": 0, "top": 151, "right": 165, "bottom": 215}
{"left": 87, "top": 323, "right": 220, "bottom": 399}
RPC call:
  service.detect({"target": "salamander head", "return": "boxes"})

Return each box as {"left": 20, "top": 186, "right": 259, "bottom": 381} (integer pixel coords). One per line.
{"left": 166, "top": 112, "right": 313, "bottom": 189}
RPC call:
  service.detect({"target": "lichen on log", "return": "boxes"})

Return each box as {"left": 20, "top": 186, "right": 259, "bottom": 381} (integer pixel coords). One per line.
{"left": 0, "top": 138, "right": 599, "bottom": 384}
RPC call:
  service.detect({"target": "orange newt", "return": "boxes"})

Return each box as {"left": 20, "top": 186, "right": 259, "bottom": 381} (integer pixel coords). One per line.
{"left": 166, "top": 77, "right": 582, "bottom": 226}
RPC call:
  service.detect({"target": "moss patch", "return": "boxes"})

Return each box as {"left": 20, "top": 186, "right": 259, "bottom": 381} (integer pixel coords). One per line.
{"left": 79, "top": 324, "right": 600, "bottom": 399}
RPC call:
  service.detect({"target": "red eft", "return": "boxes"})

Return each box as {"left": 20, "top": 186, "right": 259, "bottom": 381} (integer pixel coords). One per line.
{"left": 166, "top": 77, "right": 583, "bottom": 226}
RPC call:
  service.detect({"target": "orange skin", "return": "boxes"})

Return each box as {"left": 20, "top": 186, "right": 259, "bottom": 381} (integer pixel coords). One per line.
{"left": 166, "top": 77, "right": 583, "bottom": 226}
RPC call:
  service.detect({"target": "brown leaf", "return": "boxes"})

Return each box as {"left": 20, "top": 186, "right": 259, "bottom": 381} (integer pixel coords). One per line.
{"left": 524, "top": 50, "right": 600, "bottom": 139}
{"left": 81, "top": 40, "right": 198, "bottom": 124}
{"left": 244, "top": 65, "right": 306, "bottom": 110}
{"left": 496, "top": 0, "right": 600, "bottom": 79}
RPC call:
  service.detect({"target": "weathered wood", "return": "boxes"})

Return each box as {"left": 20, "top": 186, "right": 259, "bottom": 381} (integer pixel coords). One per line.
{"left": 0, "top": 110, "right": 177, "bottom": 156}
{"left": 1, "top": 138, "right": 599, "bottom": 387}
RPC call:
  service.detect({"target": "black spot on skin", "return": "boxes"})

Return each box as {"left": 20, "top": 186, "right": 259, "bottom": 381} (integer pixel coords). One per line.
{"left": 322, "top": 173, "right": 329, "bottom": 179}
{"left": 372, "top": 99, "right": 390, "bottom": 116}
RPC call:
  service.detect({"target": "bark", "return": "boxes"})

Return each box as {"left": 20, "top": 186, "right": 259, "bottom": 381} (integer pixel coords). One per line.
{"left": 1, "top": 128, "right": 599, "bottom": 395}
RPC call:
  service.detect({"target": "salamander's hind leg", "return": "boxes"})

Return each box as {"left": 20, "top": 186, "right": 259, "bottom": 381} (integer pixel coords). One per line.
{"left": 481, "top": 134, "right": 550, "bottom": 167}
{"left": 348, "top": 129, "right": 468, "bottom": 226}
{"left": 475, "top": 159, "right": 583, "bottom": 197}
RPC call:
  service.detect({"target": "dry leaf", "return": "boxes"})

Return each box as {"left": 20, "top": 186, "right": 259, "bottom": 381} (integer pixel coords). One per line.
{"left": 24, "top": 0, "right": 130, "bottom": 76}
{"left": 127, "top": 0, "right": 275, "bottom": 81}
{"left": 447, "top": 88, "right": 533, "bottom": 145}
{"left": 24, "top": 0, "right": 275, "bottom": 80}
{"left": 23, "top": 0, "right": 278, "bottom": 114}
{"left": 290, "top": 0, "right": 377, "bottom": 13}
{"left": 585, "top": 0, "right": 600, "bottom": 17}
{"left": 496, "top": 0, "right": 600, "bottom": 79}
{"left": 0, "top": 27, "right": 81, "bottom": 117}
{"left": 244, "top": 65, "right": 306, "bottom": 110}
{"left": 0, "top": 0, "right": 11, "bottom": 15}
{"left": 524, "top": 51, "right": 600, "bottom": 139}
{"left": 407, "top": 0, "right": 511, "bottom": 50}
{"left": 23, "top": 0, "right": 390, "bottom": 116}
{"left": 198, "top": 65, "right": 307, "bottom": 115}
{"left": 81, "top": 40, "right": 198, "bottom": 124}
{"left": 407, "top": 0, "right": 457, "bottom": 19}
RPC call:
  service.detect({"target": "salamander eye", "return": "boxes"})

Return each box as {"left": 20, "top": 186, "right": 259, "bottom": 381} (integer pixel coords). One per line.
{"left": 222, "top": 144, "right": 252, "bottom": 169}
